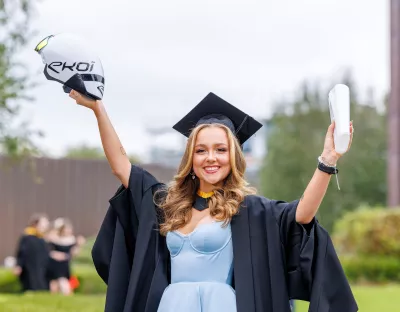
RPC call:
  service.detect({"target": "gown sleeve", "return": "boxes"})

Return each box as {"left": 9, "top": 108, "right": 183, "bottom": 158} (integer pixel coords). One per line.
{"left": 91, "top": 165, "right": 162, "bottom": 284}
{"left": 271, "top": 199, "right": 358, "bottom": 312}
{"left": 16, "top": 235, "right": 27, "bottom": 268}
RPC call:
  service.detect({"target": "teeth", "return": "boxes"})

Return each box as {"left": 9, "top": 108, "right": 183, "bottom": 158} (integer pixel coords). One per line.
{"left": 205, "top": 167, "right": 219, "bottom": 171}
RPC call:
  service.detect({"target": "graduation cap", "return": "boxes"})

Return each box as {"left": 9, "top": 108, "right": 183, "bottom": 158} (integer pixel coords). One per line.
{"left": 173, "top": 92, "right": 263, "bottom": 145}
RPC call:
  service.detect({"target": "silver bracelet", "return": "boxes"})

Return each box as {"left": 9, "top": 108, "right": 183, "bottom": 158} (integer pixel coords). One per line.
{"left": 318, "top": 156, "right": 337, "bottom": 167}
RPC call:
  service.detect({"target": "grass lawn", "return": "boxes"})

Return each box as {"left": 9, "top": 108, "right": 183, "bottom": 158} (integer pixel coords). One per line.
{"left": 295, "top": 284, "right": 399, "bottom": 311}
{"left": 0, "top": 293, "right": 105, "bottom": 312}
{"left": 0, "top": 285, "right": 398, "bottom": 311}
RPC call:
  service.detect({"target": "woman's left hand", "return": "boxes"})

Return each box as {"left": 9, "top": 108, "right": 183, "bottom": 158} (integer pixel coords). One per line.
{"left": 321, "top": 121, "right": 354, "bottom": 165}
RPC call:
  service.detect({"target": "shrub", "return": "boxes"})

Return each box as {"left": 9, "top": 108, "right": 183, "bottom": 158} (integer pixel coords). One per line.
{"left": 0, "top": 264, "right": 106, "bottom": 294}
{"left": 333, "top": 206, "right": 400, "bottom": 257}
{"left": 0, "top": 269, "right": 21, "bottom": 293}
{"left": 73, "top": 237, "right": 95, "bottom": 265}
{"left": 340, "top": 255, "right": 400, "bottom": 283}
{"left": 72, "top": 264, "right": 106, "bottom": 294}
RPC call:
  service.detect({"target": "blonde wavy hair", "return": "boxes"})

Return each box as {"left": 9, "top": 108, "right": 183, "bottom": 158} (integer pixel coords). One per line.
{"left": 155, "top": 123, "right": 256, "bottom": 236}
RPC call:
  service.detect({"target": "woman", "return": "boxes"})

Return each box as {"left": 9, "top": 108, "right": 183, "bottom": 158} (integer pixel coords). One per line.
{"left": 46, "top": 218, "right": 85, "bottom": 295}
{"left": 14, "top": 213, "right": 50, "bottom": 292}
{"left": 69, "top": 90, "right": 357, "bottom": 312}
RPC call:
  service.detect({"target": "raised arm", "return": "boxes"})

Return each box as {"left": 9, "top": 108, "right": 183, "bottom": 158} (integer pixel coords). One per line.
{"left": 296, "top": 121, "right": 354, "bottom": 224}
{"left": 69, "top": 90, "right": 131, "bottom": 188}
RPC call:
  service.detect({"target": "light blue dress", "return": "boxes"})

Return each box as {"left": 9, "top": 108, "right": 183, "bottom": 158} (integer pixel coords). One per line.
{"left": 157, "top": 221, "right": 236, "bottom": 312}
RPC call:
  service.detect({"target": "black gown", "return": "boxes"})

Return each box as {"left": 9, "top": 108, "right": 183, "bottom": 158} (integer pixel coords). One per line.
{"left": 16, "top": 232, "right": 50, "bottom": 291}
{"left": 47, "top": 242, "right": 75, "bottom": 280}
{"left": 92, "top": 165, "right": 358, "bottom": 312}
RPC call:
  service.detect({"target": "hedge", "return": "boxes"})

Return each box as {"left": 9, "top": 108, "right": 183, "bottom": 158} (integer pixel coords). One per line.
{"left": 331, "top": 206, "right": 400, "bottom": 283}
{"left": 73, "top": 237, "right": 96, "bottom": 265}
{"left": 340, "top": 256, "right": 400, "bottom": 284}
{"left": 333, "top": 206, "right": 400, "bottom": 257}
{"left": 0, "top": 264, "right": 106, "bottom": 294}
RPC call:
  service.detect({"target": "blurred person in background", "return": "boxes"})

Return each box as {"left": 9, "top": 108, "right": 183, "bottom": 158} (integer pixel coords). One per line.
{"left": 13, "top": 213, "right": 50, "bottom": 292}
{"left": 69, "top": 90, "right": 357, "bottom": 312}
{"left": 45, "top": 218, "right": 68, "bottom": 293}
{"left": 46, "top": 217, "right": 85, "bottom": 295}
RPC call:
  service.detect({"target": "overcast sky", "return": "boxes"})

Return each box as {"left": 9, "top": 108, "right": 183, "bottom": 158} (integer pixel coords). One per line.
{"left": 17, "top": 0, "right": 389, "bottom": 160}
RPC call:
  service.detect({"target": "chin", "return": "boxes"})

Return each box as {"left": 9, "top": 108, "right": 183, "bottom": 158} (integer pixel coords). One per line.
{"left": 205, "top": 178, "right": 223, "bottom": 186}
{"left": 202, "top": 175, "right": 228, "bottom": 187}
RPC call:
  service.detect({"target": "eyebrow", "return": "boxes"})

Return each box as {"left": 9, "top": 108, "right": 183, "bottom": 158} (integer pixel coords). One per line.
{"left": 195, "top": 143, "right": 228, "bottom": 148}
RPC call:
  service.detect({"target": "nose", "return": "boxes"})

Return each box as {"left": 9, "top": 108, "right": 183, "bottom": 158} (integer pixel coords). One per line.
{"left": 206, "top": 151, "right": 216, "bottom": 162}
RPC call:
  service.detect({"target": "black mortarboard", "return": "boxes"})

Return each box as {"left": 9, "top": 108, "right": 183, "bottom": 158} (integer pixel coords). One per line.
{"left": 172, "top": 92, "right": 263, "bottom": 145}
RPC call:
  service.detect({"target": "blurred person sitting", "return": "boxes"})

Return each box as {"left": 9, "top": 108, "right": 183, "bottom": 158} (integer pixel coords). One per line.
{"left": 46, "top": 218, "right": 85, "bottom": 295}
{"left": 13, "top": 213, "right": 50, "bottom": 292}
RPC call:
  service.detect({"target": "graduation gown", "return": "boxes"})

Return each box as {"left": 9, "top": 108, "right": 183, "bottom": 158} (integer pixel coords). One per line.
{"left": 16, "top": 233, "right": 50, "bottom": 291}
{"left": 92, "top": 165, "right": 358, "bottom": 312}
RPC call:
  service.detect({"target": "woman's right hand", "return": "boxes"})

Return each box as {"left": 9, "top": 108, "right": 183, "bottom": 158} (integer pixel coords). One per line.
{"left": 69, "top": 90, "right": 99, "bottom": 112}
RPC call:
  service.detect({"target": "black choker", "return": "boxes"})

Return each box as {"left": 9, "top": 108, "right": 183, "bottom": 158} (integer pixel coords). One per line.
{"left": 193, "top": 190, "right": 214, "bottom": 211}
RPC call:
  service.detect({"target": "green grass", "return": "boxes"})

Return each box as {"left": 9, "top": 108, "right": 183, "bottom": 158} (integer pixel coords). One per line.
{"left": 0, "top": 285, "right": 398, "bottom": 311}
{"left": 295, "top": 284, "right": 400, "bottom": 311}
{"left": 0, "top": 293, "right": 105, "bottom": 312}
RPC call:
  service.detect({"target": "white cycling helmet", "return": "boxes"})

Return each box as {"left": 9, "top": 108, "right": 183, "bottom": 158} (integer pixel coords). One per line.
{"left": 34, "top": 33, "right": 105, "bottom": 100}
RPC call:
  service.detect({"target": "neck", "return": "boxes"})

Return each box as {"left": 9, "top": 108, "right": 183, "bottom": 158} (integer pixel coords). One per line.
{"left": 199, "top": 181, "right": 222, "bottom": 193}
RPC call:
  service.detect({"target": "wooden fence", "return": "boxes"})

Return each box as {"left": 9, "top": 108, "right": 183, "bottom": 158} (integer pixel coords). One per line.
{"left": 0, "top": 157, "right": 176, "bottom": 262}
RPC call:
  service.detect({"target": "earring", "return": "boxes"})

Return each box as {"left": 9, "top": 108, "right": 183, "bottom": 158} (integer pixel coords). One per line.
{"left": 190, "top": 172, "right": 196, "bottom": 180}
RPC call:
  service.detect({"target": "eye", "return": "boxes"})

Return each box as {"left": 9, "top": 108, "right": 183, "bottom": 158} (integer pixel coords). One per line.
{"left": 217, "top": 148, "right": 227, "bottom": 152}
{"left": 195, "top": 149, "right": 206, "bottom": 154}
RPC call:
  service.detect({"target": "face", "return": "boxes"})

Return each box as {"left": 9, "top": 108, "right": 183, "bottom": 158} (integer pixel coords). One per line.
{"left": 192, "top": 126, "right": 231, "bottom": 192}
{"left": 36, "top": 217, "right": 49, "bottom": 234}
{"left": 62, "top": 224, "right": 73, "bottom": 236}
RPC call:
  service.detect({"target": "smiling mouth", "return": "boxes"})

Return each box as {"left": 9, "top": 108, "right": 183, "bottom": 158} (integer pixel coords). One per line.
{"left": 204, "top": 166, "right": 220, "bottom": 174}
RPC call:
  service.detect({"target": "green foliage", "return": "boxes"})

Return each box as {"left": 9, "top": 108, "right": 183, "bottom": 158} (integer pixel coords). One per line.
{"left": 0, "top": 264, "right": 106, "bottom": 294}
{"left": 329, "top": 207, "right": 400, "bottom": 284}
{"left": 72, "top": 264, "right": 107, "bottom": 294}
{"left": 333, "top": 207, "right": 400, "bottom": 257}
{"left": 64, "top": 144, "right": 105, "bottom": 160}
{"left": 0, "top": 0, "right": 43, "bottom": 158}
{"left": 0, "top": 268, "right": 21, "bottom": 293}
{"left": 260, "top": 75, "right": 387, "bottom": 231}
{"left": 64, "top": 143, "right": 141, "bottom": 163}
{"left": 340, "top": 256, "right": 400, "bottom": 284}
{"left": 73, "top": 237, "right": 95, "bottom": 265}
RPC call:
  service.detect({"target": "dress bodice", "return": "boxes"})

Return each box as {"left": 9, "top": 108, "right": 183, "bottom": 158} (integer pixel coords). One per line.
{"left": 166, "top": 221, "right": 234, "bottom": 285}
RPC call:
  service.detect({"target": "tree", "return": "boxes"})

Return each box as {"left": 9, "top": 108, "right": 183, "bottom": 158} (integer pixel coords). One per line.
{"left": 260, "top": 75, "right": 387, "bottom": 232}
{"left": 64, "top": 143, "right": 141, "bottom": 164}
{"left": 65, "top": 144, "right": 105, "bottom": 160}
{"left": 0, "top": 0, "right": 43, "bottom": 159}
